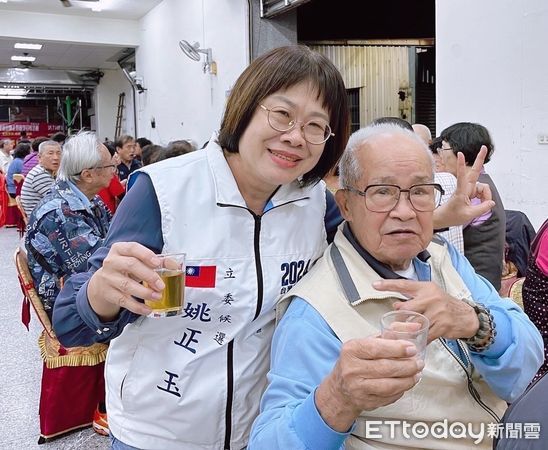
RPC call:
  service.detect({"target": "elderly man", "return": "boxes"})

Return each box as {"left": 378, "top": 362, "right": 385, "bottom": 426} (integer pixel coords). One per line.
{"left": 25, "top": 132, "right": 112, "bottom": 319}
{"left": 20, "top": 140, "right": 62, "bottom": 217}
{"left": 249, "top": 124, "right": 543, "bottom": 450}
{"left": 0, "top": 138, "right": 14, "bottom": 174}
{"left": 115, "top": 134, "right": 141, "bottom": 182}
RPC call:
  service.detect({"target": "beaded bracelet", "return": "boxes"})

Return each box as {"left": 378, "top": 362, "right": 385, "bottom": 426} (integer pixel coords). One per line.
{"left": 460, "top": 297, "right": 497, "bottom": 352}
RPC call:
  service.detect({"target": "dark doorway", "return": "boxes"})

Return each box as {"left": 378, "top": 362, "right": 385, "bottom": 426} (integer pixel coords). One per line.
{"left": 297, "top": 0, "right": 436, "bottom": 133}
{"left": 414, "top": 47, "right": 436, "bottom": 136}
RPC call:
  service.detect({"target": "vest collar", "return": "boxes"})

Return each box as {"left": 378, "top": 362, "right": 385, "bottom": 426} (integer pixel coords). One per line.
{"left": 333, "top": 223, "right": 432, "bottom": 306}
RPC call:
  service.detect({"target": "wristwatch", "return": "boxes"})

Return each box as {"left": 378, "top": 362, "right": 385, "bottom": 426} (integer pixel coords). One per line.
{"left": 460, "top": 298, "right": 496, "bottom": 352}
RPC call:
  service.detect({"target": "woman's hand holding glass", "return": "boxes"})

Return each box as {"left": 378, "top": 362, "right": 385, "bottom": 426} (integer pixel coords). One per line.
{"left": 87, "top": 242, "right": 164, "bottom": 321}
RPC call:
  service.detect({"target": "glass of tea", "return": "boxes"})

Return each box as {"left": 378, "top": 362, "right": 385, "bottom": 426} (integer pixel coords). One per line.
{"left": 144, "top": 253, "right": 186, "bottom": 318}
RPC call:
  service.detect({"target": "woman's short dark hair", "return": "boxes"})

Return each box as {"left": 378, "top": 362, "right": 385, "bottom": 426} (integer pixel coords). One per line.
{"left": 141, "top": 144, "right": 165, "bottom": 166}
{"left": 217, "top": 45, "right": 350, "bottom": 187}
{"left": 13, "top": 142, "right": 31, "bottom": 159}
{"left": 440, "top": 122, "right": 494, "bottom": 165}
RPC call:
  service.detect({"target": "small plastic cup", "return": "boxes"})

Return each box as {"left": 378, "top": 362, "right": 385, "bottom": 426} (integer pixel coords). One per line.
{"left": 144, "top": 253, "right": 186, "bottom": 318}
{"left": 380, "top": 310, "right": 429, "bottom": 361}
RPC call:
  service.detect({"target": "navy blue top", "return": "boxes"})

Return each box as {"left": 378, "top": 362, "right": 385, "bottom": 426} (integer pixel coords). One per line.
{"left": 116, "top": 158, "right": 142, "bottom": 181}
{"left": 52, "top": 174, "right": 343, "bottom": 347}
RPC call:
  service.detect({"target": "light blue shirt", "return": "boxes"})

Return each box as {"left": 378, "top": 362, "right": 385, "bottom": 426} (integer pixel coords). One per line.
{"left": 249, "top": 242, "right": 544, "bottom": 450}
{"left": 6, "top": 157, "right": 24, "bottom": 194}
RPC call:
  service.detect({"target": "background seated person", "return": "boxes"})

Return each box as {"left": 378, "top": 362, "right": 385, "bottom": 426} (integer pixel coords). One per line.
{"left": 523, "top": 218, "right": 548, "bottom": 384}
{"left": 20, "top": 140, "right": 62, "bottom": 217}
{"left": 249, "top": 124, "right": 543, "bottom": 450}
{"left": 25, "top": 131, "right": 112, "bottom": 319}
{"left": 115, "top": 134, "right": 141, "bottom": 182}
{"left": 438, "top": 122, "right": 506, "bottom": 290}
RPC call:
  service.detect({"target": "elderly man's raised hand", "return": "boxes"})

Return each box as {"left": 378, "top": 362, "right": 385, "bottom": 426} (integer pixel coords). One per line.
{"left": 314, "top": 337, "right": 423, "bottom": 432}
{"left": 433, "top": 146, "right": 495, "bottom": 229}
{"left": 87, "top": 242, "right": 163, "bottom": 321}
{"left": 373, "top": 279, "right": 480, "bottom": 343}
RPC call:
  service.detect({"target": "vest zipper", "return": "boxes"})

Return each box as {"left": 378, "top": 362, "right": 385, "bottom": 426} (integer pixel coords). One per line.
{"left": 432, "top": 260, "right": 501, "bottom": 422}
{"left": 216, "top": 196, "right": 309, "bottom": 448}
{"left": 252, "top": 213, "right": 263, "bottom": 320}
{"left": 223, "top": 340, "right": 234, "bottom": 450}
{"left": 217, "top": 197, "right": 309, "bottom": 320}
{"left": 439, "top": 338, "right": 501, "bottom": 422}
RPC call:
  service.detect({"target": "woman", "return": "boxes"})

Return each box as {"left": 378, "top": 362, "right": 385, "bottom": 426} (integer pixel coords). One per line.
{"left": 523, "top": 218, "right": 548, "bottom": 383}
{"left": 53, "top": 46, "right": 494, "bottom": 450}
{"left": 439, "top": 122, "right": 506, "bottom": 290}
{"left": 5, "top": 142, "right": 30, "bottom": 228}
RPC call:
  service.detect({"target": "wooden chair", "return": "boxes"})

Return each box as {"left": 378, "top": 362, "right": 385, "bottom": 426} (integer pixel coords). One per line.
{"left": 508, "top": 277, "right": 525, "bottom": 310}
{"left": 14, "top": 247, "right": 108, "bottom": 443}
{"left": 15, "top": 195, "right": 28, "bottom": 225}
{"left": 13, "top": 173, "right": 25, "bottom": 185}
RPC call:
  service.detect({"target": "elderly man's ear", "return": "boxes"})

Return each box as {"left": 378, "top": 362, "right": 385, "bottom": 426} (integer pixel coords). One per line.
{"left": 335, "top": 189, "right": 353, "bottom": 222}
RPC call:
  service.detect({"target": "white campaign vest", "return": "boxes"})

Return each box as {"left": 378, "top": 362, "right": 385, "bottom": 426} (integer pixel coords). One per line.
{"left": 281, "top": 229, "right": 507, "bottom": 450}
{"left": 105, "top": 139, "right": 328, "bottom": 449}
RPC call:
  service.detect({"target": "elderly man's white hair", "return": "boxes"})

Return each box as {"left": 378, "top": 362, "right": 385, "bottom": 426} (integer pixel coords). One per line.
{"left": 38, "top": 140, "right": 61, "bottom": 155}
{"left": 57, "top": 131, "right": 103, "bottom": 184}
{"left": 338, "top": 123, "right": 434, "bottom": 189}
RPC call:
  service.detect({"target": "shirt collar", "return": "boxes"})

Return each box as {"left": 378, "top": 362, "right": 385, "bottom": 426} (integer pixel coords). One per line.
{"left": 342, "top": 222, "right": 431, "bottom": 280}
{"left": 66, "top": 180, "right": 92, "bottom": 209}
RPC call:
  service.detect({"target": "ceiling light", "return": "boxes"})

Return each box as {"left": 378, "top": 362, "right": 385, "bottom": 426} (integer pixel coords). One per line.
{"left": 0, "top": 88, "right": 29, "bottom": 96}
{"left": 14, "top": 43, "right": 43, "bottom": 50}
{"left": 0, "top": 0, "right": 8, "bottom": 4}
{"left": 11, "top": 55, "right": 36, "bottom": 62}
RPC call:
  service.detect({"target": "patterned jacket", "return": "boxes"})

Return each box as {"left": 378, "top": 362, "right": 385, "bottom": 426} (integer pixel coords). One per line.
{"left": 25, "top": 180, "right": 111, "bottom": 317}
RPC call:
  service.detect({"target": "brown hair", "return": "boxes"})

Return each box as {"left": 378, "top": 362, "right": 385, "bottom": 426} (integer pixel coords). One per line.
{"left": 115, "top": 134, "right": 135, "bottom": 150}
{"left": 217, "top": 45, "right": 349, "bottom": 187}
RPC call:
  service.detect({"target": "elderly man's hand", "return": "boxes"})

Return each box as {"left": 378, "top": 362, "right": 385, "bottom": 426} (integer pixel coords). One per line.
{"left": 87, "top": 242, "right": 164, "bottom": 321}
{"left": 315, "top": 337, "right": 423, "bottom": 432}
{"left": 373, "top": 279, "right": 480, "bottom": 343}
{"left": 433, "top": 146, "right": 495, "bottom": 229}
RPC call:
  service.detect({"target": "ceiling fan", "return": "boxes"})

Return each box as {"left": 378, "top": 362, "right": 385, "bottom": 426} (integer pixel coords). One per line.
{"left": 60, "top": 0, "right": 100, "bottom": 7}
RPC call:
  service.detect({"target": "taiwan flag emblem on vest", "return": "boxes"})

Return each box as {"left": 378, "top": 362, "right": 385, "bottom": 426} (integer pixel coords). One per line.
{"left": 185, "top": 265, "right": 216, "bottom": 288}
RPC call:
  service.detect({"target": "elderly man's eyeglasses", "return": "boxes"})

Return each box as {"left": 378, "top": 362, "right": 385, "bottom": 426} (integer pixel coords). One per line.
{"left": 75, "top": 164, "right": 116, "bottom": 176}
{"left": 345, "top": 183, "right": 445, "bottom": 212}
{"left": 260, "top": 104, "right": 334, "bottom": 145}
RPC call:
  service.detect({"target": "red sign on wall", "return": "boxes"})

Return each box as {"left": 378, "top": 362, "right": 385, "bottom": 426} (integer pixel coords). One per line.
{"left": 0, "top": 122, "right": 64, "bottom": 141}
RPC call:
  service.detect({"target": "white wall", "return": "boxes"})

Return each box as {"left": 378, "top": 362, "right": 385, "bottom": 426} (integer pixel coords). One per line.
{"left": 95, "top": 69, "right": 135, "bottom": 140}
{"left": 436, "top": 0, "right": 548, "bottom": 230}
{"left": 136, "top": 0, "right": 249, "bottom": 146}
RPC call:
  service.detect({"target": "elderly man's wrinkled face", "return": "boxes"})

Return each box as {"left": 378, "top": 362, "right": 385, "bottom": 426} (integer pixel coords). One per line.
{"left": 39, "top": 144, "right": 62, "bottom": 172}
{"left": 337, "top": 133, "right": 435, "bottom": 271}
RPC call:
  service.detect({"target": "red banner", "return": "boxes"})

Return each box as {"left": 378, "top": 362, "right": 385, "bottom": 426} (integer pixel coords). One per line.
{"left": 0, "top": 122, "right": 64, "bottom": 141}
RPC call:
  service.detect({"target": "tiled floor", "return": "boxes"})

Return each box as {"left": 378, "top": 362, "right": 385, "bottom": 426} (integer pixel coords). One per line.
{"left": 0, "top": 227, "right": 110, "bottom": 450}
